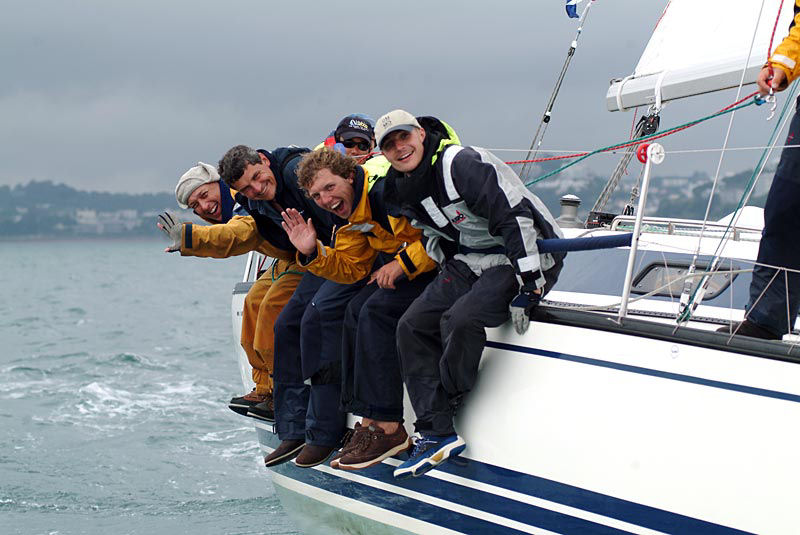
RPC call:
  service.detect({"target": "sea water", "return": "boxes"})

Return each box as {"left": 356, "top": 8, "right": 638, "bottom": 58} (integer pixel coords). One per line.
{"left": 0, "top": 239, "right": 300, "bottom": 535}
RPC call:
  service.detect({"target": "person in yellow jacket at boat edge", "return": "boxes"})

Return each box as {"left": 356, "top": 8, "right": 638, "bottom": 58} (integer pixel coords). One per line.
{"left": 158, "top": 161, "right": 303, "bottom": 423}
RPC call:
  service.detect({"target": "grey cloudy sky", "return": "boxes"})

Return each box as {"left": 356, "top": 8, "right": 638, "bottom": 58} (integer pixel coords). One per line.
{"left": 0, "top": 0, "right": 783, "bottom": 194}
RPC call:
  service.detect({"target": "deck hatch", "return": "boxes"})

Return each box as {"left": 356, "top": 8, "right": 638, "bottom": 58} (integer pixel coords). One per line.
{"left": 631, "top": 260, "right": 738, "bottom": 300}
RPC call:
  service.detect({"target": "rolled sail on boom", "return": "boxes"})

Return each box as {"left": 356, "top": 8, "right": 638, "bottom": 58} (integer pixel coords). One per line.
{"left": 607, "top": 0, "right": 795, "bottom": 112}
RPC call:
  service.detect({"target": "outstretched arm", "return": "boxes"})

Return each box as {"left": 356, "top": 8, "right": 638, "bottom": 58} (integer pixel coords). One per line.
{"left": 157, "top": 212, "right": 293, "bottom": 259}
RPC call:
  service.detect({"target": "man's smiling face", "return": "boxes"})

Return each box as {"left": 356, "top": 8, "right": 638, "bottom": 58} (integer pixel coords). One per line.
{"left": 306, "top": 168, "right": 356, "bottom": 219}
{"left": 381, "top": 127, "right": 426, "bottom": 173}
{"left": 231, "top": 153, "right": 277, "bottom": 201}
{"left": 187, "top": 182, "right": 223, "bottom": 222}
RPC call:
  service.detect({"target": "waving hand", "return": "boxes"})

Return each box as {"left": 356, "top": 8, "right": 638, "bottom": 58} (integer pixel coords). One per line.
{"left": 281, "top": 208, "right": 317, "bottom": 255}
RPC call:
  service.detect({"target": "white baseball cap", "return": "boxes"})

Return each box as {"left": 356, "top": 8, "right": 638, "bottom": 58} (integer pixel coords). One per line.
{"left": 375, "top": 109, "right": 422, "bottom": 149}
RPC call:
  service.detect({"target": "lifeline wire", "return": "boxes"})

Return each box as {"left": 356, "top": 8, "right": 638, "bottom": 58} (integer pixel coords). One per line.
{"left": 675, "top": 0, "right": 771, "bottom": 324}
{"left": 676, "top": 81, "right": 800, "bottom": 322}
{"left": 520, "top": 93, "right": 760, "bottom": 186}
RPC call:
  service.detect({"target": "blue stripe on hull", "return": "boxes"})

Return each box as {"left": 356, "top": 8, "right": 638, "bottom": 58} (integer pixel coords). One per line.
{"left": 486, "top": 340, "right": 800, "bottom": 404}
{"left": 256, "top": 428, "right": 753, "bottom": 535}
{"left": 434, "top": 456, "right": 752, "bottom": 535}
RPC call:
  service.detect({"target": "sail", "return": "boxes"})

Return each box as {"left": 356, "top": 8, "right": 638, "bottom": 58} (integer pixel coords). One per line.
{"left": 606, "top": 0, "right": 795, "bottom": 112}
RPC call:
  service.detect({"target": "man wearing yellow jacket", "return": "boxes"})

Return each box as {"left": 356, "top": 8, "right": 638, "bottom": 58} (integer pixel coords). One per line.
{"left": 158, "top": 162, "right": 303, "bottom": 422}
{"left": 721, "top": 3, "right": 800, "bottom": 339}
{"left": 281, "top": 148, "right": 437, "bottom": 471}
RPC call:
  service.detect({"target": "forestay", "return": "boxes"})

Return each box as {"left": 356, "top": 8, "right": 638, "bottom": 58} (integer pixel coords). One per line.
{"left": 607, "top": 0, "right": 794, "bottom": 111}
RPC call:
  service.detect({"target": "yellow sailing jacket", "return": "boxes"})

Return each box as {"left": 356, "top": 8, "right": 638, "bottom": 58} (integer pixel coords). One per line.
{"left": 299, "top": 166, "right": 436, "bottom": 284}
{"left": 180, "top": 215, "right": 297, "bottom": 262}
{"left": 771, "top": 1, "right": 800, "bottom": 85}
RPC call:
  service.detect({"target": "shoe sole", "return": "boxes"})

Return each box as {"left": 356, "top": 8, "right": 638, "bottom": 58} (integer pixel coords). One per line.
{"left": 393, "top": 438, "right": 466, "bottom": 479}
{"left": 264, "top": 442, "right": 305, "bottom": 467}
{"left": 295, "top": 449, "right": 336, "bottom": 468}
{"left": 245, "top": 409, "right": 275, "bottom": 423}
{"left": 228, "top": 403, "right": 252, "bottom": 416}
{"left": 337, "top": 437, "right": 412, "bottom": 471}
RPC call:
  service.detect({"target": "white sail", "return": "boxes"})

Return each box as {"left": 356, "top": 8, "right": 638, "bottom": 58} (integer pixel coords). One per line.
{"left": 607, "top": 0, "right": 795, "bottom": 112}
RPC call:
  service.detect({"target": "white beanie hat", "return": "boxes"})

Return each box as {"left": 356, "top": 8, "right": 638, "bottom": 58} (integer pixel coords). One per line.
{"left": 175, "top": 162, "right": 220, "bottom": 209}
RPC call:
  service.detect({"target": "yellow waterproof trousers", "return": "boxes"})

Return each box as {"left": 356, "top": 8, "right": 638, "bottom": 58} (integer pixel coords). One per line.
{"left": 240, "top": 259, "right": 303, "bottom": 395}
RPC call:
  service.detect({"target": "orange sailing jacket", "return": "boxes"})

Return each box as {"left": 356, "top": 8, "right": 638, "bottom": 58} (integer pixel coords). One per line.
{"left": 299, "top": 165, "right": 436, "bottom": 284}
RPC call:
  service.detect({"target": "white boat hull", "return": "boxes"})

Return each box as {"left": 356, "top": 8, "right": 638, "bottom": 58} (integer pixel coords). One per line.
{"left": 232, "top": 295, "right": 800, "bottom": 534}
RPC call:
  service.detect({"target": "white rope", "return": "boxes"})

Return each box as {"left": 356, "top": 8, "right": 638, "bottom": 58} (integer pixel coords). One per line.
{"left": 615, "top": 75, "right": 634, "bottom": 113}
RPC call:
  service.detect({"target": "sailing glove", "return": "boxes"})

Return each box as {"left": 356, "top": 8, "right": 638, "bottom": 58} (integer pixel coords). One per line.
{"left": 157, "top": 211, "right": 183, "bottom": 253}
{"left": 509, "top": 285, "right": 541, "bottom": 335}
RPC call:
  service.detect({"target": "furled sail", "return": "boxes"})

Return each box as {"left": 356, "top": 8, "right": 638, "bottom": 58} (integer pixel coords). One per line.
{"left": 607, "top": 0, "right": 795, "bottom": 112}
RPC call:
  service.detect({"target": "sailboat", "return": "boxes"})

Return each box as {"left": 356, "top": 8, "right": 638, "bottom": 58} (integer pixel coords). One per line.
{"left": 230, "top": 1, "right": 800, "bottom": 533}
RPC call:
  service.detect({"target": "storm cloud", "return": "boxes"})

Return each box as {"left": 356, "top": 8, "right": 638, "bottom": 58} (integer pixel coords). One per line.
{"left": 0, "top": 0, "right": 781, "bottom": 193}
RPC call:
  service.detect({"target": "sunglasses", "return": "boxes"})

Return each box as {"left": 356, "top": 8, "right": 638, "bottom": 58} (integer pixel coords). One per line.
{"left": 340, "top": 139, "right": 371, "bottom": 151}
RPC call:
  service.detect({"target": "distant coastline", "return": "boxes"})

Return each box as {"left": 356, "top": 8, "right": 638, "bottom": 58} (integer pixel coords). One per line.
{"left": 0, "top": 180, "right": 200, "bottom": 239}
{"left": 0, "top": 171, "right": 771, "bottom": 240}
{"left": 0, "top": 235, "right": 165, "bottom": 243}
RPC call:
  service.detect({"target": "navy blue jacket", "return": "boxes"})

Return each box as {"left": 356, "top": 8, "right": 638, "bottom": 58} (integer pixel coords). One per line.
{"left": 235, "top": 147, "right": 345, "bottom": 252}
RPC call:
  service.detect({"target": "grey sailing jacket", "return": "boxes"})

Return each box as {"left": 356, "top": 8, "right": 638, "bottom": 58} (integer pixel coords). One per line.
{"left": 403, "top": 145, "right": 564, "bottom": 289}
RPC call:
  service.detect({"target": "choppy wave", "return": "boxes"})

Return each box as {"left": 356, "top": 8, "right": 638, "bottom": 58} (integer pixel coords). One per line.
{"left": 2, "top": 241, "right": 296, "bottom": 534}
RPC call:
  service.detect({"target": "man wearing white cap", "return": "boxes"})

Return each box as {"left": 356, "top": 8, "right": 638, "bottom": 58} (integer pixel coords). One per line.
{"left": 158, "top": 162, "right": 304, "bottom": 423}
{"left": 375, "top": 109, "right": 564, "bottom": 479}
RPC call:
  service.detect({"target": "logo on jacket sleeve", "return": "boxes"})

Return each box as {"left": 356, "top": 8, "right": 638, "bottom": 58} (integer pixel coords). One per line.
{"left": 450, "top": 210, "right": 466, "bottom": 224}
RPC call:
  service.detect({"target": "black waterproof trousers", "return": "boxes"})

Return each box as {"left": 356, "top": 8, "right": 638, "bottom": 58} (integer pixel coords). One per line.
{"left": 273, "top": 271, "right": 364, "bottom": 447}
{"left": 747, "top": 98, "right": 800, "bottom": 336}
{"left": 397, "top": 259, "right": 559, "bottom": 436}
{"left": 340, "top": 270, "right": 437, "bottom": 422}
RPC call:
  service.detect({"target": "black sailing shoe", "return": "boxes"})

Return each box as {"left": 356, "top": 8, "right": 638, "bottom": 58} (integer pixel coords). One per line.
{"left": 228, "top": 389, "right": 268, "bottom": 416}
{"left": 246, "top": 395, "right": 275, "bottom": 422}
{"left": 717, "top": 320, "right": 781, "bottom": 340}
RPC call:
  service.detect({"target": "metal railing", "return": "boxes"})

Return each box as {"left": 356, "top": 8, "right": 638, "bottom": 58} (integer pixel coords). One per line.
{"left": 610, "top": 215, "right": 762, "bottom": 242}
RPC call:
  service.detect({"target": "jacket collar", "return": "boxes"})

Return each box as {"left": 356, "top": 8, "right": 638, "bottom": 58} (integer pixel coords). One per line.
{"left": 347, "top": 165, "right": 371, "bottom": 224}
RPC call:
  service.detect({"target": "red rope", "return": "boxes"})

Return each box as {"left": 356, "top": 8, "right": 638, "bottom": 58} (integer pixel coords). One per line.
{"left": 768, "top": 0, "right": 786, "bottom": 60}
{"left": 628, "top": 107, "right": 639, "bottom": 141}
{"left": 652, "top": 1, "right": 671, "bottom": 33}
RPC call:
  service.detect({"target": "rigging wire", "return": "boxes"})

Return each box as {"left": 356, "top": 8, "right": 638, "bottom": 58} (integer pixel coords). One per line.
{"left": 676, "top": 0, "right": 771, "bottom": 323}
{"left": 519, "top": 0, "right": 596, "bottom": 181}
{"left": 674, "top": 84, "right": 799, "bottom": 324}
{"left": 519, "top": 93, "right": 760, "bottom": 185}
{"left": 676, "top": 0, "right": 790, "bottom": 324}
{"left": 483, "top": 144, "right": 800, "bottom": 156}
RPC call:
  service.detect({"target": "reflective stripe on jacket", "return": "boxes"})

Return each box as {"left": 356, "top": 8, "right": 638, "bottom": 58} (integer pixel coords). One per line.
{"left": 396, "top": 144, "right": 564, "bottom": 290}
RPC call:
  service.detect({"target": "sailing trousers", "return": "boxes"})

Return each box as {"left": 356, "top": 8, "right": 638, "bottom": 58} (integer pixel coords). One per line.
{"left": 239, "top": 260, "right": 303, "bottom": 396}
{"left": 340, "top": 270, "right": 437, "bottom": 422}
{"left": 747, "top": 100, "right": 800, "bottom": 336}
{"left": 397, "top": 259, "right": 561, "bottom": 436}
{"left": 273, "top": 271, "right": 364, "bottom": 447}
